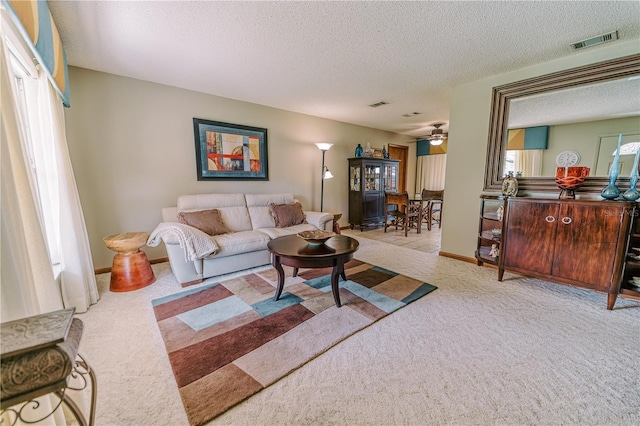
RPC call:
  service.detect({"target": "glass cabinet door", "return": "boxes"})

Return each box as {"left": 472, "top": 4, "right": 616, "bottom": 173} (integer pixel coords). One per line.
{"left": 383, "top": 163, "right": 398, "bottom": 192}
{"left": 350, "top": 165, "right": 361, "bottom": 191}
{"left": 364, "top": 164, "right": 381, "bottom": 192}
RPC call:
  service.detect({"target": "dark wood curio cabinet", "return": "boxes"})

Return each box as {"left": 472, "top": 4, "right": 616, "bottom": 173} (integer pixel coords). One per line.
{"left": 477, "top": 196, "right": 637, "bottom": 310}
{"left": 348, "top": 157, "right": 400, "bottom": 231}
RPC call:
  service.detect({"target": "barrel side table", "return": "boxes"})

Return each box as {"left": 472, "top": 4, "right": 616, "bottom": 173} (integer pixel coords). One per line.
{"left": 331, "top": 212, "right": 343, "bottom": 234}
{"left": 103, "top": 232, "right": 156, "bottom": 292}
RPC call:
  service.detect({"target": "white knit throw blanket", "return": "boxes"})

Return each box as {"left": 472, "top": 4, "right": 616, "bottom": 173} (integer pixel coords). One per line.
{"left": 147, "top": 222, "right": 219, "bottom": 262}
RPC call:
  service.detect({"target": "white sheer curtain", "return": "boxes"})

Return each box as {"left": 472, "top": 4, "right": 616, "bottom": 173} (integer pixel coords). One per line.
{"left": 34, "top": 70, "right": 99, "bottom": 311}
{"left": 416, "top": 154, "right": 447, "bottom": 192}
{"left": 513, "top": 149, "right": 543, "bottom": 177}
{"left": 0, "top": 37, "right": 63, "bottom": 321}
{"left": 1, "top": 16, "right": 98, "bottom": 317}
{"left": 1, "top": 31, "right": 69, "bottom": 426}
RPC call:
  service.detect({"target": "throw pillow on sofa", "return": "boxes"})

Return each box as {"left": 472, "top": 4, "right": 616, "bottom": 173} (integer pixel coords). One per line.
{"left": 177, "top": 209, "right": 230, "bottom": 236}
{"left": 270, "top": 202, "right": 307, "bottom": 228}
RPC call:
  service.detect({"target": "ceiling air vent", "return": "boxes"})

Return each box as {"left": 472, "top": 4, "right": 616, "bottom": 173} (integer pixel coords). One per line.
{"left": 369, "top": 101, "right": 389, "bottom": 108}
{"left": 571, "top": 31, "right": 618, "bottom": 50}
{"left": 402, "top": 112, "right": 421, "bottom": 117}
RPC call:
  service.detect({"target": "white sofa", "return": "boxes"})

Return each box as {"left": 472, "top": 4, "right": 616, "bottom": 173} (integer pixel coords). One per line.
{"left": 150, "top": 193, "right": 334, "bottom": 285}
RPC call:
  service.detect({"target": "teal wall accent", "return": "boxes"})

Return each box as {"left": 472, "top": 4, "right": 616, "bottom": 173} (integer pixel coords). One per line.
{"left": 524, "top": 126, "right": 549, "bottom": 149}
{"left": 417, "top": 139, "right": 430, "bottom": 156}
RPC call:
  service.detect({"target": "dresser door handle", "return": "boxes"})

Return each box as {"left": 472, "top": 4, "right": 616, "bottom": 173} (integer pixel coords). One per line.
{"left": 561, "top": 216, "right": 572, "bottom": 224}
{"left": 545, "top": 216, "right": 555, "bottom": 223}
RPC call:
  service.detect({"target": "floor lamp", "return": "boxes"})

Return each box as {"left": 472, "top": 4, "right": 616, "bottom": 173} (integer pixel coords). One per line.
{"left": 316, "top": 143, "right": 333, "bottom": 212}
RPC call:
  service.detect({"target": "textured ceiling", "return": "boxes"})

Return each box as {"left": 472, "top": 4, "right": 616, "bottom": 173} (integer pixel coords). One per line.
{"left": 508, "top": 77, "right": 640, "bottom": 128}
{"left": 48, "top": 1, "right": 640, "bottom": 137}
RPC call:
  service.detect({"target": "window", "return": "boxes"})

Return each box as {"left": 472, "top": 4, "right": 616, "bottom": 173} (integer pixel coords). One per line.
{"left": 5, "top": 34, "right": 61, "bottom": 269}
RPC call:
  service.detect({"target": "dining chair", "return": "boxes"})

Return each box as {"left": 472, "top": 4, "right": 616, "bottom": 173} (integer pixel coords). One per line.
{"left": 420, "top": 189, "right": 444, "bottom": 231}
{"left": 384, "top": 191, "right": 422, "bottom": 236}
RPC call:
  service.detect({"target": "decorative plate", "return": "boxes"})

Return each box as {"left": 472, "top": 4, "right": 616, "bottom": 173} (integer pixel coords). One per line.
{"left": 297, "top": 230, "right": 335, "bottom": 245}
{"left": 556, "top": 150, "right": 580, "bottom": 167}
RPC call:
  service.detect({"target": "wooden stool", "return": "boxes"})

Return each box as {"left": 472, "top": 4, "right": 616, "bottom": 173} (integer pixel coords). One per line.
{"left": 103, "top": 232, "right": 156, "bottom": 292}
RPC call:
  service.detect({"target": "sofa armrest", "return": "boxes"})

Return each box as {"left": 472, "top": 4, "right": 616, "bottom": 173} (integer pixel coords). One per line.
{"left": 147, "top": 222, "right": 219, "bottom": 261}
{"left": 304, "top": 211, "right": 334, "bottom": 231}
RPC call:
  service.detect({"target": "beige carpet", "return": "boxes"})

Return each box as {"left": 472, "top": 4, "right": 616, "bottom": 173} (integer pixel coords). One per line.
{"left": 80, "top": 236, "right": 640, "bottom": 425}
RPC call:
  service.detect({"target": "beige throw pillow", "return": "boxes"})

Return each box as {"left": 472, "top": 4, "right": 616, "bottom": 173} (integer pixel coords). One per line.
{"left": 177, "top": 209, "right": 230, "bottom": 236}
{"left": 269, "top": 202, "right": 307, "bottom": 228}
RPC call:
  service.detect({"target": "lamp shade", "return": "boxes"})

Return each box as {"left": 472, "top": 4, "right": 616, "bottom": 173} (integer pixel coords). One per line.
{"left": 316, "top": 143, "right": 333, "bottom": 151}
{"left": 323, "top": 167, "right": 334, "bottom": 179}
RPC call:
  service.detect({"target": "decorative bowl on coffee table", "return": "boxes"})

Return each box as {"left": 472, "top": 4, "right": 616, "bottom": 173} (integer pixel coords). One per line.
{"left": 297, "top": 230, "right": 335, "bottom": 245}
{"left": 555, "top": 166, "right": 590, "bottom": 199}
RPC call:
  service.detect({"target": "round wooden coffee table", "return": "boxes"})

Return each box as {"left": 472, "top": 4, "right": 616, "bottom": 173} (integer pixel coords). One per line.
{"left": 267, "top": 234, "right": 359, "bottom": 307}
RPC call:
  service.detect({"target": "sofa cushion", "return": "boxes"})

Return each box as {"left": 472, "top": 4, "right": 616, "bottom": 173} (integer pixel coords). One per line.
{"left": 270, "top": 202, "right": 307, "bottom": 228}
{"left": 209, "top": 230, "right": 270, "bottom": 258}
{"left": 177, "top": 193, "right": 252, "bottom": 232}
{"left": 177, "top": 209, "right": 230, "bottom": 236}
{"left": 245, "top": 193, "right": 295, "bottom": 229}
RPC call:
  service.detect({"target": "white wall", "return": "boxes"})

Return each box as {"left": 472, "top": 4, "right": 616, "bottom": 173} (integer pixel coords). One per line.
{"left": 65, "top": 67, "right": 415, "bottom": 269}
{"left": 443, "top": 40, "right": 640, "bottom": 260}
{"left": 540, "top": 117, "right": 640, "bottom": 176}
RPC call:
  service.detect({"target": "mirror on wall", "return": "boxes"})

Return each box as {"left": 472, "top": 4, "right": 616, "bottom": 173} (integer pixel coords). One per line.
{"left": 484, "top": 54, "right": 640, "bottom": 193}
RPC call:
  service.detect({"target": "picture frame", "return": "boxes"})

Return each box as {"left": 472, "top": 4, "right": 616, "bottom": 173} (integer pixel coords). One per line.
{"left": 193, "top": 118, "right": 268, "bottom": 180}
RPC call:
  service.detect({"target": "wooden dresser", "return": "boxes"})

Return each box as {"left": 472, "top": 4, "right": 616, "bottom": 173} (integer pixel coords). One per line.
{"left": 477, "top": 196, "right": 638, "bottom": 310}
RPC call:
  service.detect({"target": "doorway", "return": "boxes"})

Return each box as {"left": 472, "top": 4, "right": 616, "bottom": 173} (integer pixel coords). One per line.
{"left": 388, "top": 144, "right": 409, "bottom": 193}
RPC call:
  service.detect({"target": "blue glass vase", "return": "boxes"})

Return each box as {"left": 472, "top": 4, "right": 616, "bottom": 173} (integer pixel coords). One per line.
{"left": 355, "top": 144, "right": 363, "bottom": 157}
{"left": 623, "top": 147, "right": 640, "bottom": 201}
{"left": 601, "top": 134, "right": 622, "bottom": 200}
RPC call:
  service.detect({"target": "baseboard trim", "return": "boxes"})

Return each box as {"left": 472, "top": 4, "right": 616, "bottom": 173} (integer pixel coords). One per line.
{"left": 438, "top": 251, "right": 477, "bottom": 264}
{"left": 94, "top": 256, "right": 169, "bottom": 275}
{"left": 439, "top": 251, "right": 500, "bottom": 269}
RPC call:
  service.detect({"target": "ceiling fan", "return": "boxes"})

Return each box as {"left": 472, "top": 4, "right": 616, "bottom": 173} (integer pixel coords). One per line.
{"left": 426, "top": 123, "right": 447, "bottom": 146}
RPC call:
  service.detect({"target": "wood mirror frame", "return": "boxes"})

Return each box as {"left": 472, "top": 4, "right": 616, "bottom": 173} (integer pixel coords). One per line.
{"left": 484, "top": 53, "right": 640, "bottom": 194}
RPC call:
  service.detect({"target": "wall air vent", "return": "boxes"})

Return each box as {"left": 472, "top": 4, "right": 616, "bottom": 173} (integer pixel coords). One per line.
{"left": 369, "top": 101, "right": 389, "bottom": 108}
{"left": 571, "top": 31, "right": 618, "bottom": 50}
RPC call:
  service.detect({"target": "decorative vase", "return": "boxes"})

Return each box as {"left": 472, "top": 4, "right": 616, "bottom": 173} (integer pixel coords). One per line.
{"left": 382, "top": 145, "right": 388, "bottom": 159}
{"left": 355, "top": 143, "right": 363, "bottom": 157}
{"left": 601, "top": 133, "right": 622, "bottom": 200}
{"left": 364, "top": 142, "right": 374, "bottom": 157}
{"left": 501, "top": 171, "right": 518, "bottom": 197}
{"left": 623, "top": 147, "right": 640, "bottom": 201}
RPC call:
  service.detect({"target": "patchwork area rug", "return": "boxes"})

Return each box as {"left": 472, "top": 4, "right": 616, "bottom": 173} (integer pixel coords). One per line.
{"left": 151, "top": 260, "right": 437, "bottom": 425}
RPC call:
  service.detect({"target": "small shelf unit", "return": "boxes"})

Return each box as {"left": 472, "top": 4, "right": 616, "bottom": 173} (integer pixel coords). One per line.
{"left": 620, "top": 223, "right": 640, "bottom": 300}
{"left": 475, "top": 195, "right": 507, "bottom": 267}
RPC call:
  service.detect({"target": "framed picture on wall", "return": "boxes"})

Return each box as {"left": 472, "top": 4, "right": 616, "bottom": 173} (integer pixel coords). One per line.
{"left": 193, "top": 118, "right": 269, "bottom": 180}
